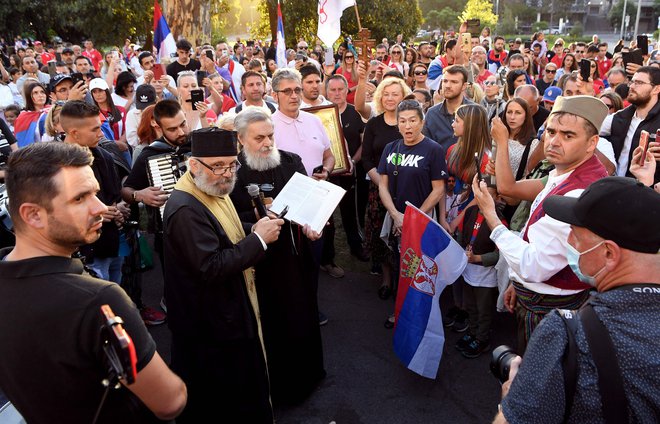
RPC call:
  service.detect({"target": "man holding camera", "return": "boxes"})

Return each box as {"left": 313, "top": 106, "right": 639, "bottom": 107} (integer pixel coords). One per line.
{"left": 487, "top": 176, "right": 660, "bottom": 423}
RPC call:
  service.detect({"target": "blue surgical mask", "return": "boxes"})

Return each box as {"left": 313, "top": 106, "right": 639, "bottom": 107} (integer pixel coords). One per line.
{"left": 566, "top": 241, "right": 605, "bottom": 286}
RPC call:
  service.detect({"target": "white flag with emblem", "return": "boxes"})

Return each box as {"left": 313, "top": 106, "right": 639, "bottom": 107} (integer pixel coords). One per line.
{"left": 317, "top": 0, "right": 355, "bottom": 48}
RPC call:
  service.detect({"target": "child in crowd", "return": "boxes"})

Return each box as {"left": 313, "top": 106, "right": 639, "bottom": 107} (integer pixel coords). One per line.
{"left": 3, "top": 104, "right": 20, "bottom": 133}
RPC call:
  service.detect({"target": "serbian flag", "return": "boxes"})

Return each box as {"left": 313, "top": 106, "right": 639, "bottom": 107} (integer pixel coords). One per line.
{"left": 317, "top": 0, "right": 355, "bottom": 48}
{"left": 14, "top": 111, "right": 44, "bottom": 148}
{"left": 276, "top": 1, "right": 287, "bottom": 69}
{"left": 153, "top": 0, "right": 176, "bottom": 62}
{"left": 393, "top": 202, "right": 467, "bottom": 379}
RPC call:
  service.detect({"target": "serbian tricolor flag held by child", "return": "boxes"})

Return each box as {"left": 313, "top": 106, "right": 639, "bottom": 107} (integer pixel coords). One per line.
{"left": 393, "top": 202, "right": 467, "bottom": 378}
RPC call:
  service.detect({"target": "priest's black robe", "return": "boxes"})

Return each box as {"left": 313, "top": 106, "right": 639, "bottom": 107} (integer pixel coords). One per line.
{"left": 231, "top": 149, "right": 326, "bottom": 405}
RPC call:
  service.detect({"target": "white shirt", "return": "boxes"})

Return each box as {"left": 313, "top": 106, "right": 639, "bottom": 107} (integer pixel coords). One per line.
{"left": 300, "top": 95, "right": 332, "bottom": 109}
{"left": 0, "top": 84, "right": 14, "bottom": 109}
{"left": 125, "top": 108, "right": 142, "bottom": 148}
{"left": 490, "top": 169, "right": 584, "bottom": 295}
{"left": 463, "top": 263, "right": 498, "bottom": 288}
{"left": 599, "top": 112, "right": 642, "bottom": 176}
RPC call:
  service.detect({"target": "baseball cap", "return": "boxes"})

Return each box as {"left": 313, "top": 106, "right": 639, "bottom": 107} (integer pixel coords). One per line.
{"left": 62, "top": 47, "right": 74, "bottom": 54}
{"left": 51, "top": 73, "right": 72, "bottom": 89}
{"left": 550, "top": 95, "right": 608, "bottom": 132}
{"left": 34, "top": 41, "right": 42, "bottom": 46}
{"left": 89, "top": 78, "right": 109, "bottom": 92}
{"left": 543, "top": 86, "right": 562, "bottom": 104}
{"left": 135, "top": 84, "right": 157, "bottom": 110}
{"left": 544, "top": 177, "right": 660, "bottom": 254}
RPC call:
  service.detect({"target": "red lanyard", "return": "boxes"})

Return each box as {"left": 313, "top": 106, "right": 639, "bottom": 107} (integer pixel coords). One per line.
{"left": 468, "top": 212, "right": 485, "bottom": 250}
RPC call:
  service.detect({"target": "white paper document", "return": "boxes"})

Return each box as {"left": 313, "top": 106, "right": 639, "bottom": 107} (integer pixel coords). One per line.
{"left": 270, "top": 172, "right": 346, "bottom": 233}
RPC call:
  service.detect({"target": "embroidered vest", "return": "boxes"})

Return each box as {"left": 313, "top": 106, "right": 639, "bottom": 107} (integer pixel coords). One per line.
{"left": 522, "top": 155, "right": 608, "bottom": 290}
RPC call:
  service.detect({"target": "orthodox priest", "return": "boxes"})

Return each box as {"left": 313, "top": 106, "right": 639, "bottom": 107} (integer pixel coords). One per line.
{"left": 230, "top": 107, "right": 326, "bottom": 405}
{"left": 163, "top": 127, "right": 284, "bottom": 423}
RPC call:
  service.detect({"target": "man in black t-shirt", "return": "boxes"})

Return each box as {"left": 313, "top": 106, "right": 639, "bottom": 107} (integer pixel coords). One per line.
{"left": 0, "top": 143, "right": 186, "bottom": 424}
{"left": 166, "top": 39, "right": 201, "bottom": 82}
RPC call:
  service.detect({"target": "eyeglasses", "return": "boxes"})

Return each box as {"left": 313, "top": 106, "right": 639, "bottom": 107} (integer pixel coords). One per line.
{"left": 483, "top": 81, "right": 498, "bottom": 86}
{"left": 392, "top": 51, "right": 402, "bottom": 55}
{"left": 630, "top": 79, "right": 654, "bottom": 87}
{"left": 196, "top": 158, "right": 241, "bottom": 176}
{"left": 545, "top": 69, "right": 557, "bottom": 73}
{"left": 414, "top": 70, "right": 428, "bottom": 76}
{"left": 249, "top": 183, "right": 275, "bottom": 192}
{"left": 275, "top": 87, "right": 302, "bottom": 96}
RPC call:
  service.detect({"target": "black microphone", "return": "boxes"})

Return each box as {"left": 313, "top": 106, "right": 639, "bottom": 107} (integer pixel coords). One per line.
{"left": 247, "top": 184, "right": 268, "bottom": 219}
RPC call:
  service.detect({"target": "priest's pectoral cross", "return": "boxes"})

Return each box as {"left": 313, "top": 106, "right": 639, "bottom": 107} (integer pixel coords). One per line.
{"left": 354, "top": 28, "right": 376, "bottom": 62}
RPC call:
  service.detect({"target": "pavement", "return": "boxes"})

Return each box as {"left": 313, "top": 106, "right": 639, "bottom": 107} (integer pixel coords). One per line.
{"left": 142, "top": 234, "right": 517, "bottom": 424}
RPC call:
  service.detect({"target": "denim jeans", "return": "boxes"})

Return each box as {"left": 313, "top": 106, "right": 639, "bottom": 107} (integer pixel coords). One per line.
{"left": 88, "top": 256, "right": 124, "bottom": 284}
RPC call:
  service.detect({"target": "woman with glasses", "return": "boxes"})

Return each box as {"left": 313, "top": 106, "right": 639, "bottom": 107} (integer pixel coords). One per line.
{"left": 555, "top": 53, "right": 577, "bottom": 81}
{"left": 14, "top": 81, "right": 50, "bottom": 146}
{"left": 387, "top": 44, "right": 409, "bottom": 76}
{"left": 481, "top": 75, "right": 506, "bottom": 124}
{"left": 378, "top": 99, "right": 448, "bottom": 328}
{"left": 598, "top": 91, "right": 624, "bottom": 115}
{"left": 410, "top": 63, "right": 429, "bottom": 90}
{"left": 362, "top": 78, "right": 411, "bottom": 300}
{"left": 337, "top": 50, "right": 358, "bottom": 104}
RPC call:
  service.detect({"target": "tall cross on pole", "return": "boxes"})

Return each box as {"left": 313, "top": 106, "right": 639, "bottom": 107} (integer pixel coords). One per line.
{"left": 354, "top": 27, "right": 376, "bottom": 62}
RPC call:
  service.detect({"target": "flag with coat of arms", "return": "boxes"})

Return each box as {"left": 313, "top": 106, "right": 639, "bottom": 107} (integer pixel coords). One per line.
{"left": 393, "top": 202, "right": 467, "bottom": 379}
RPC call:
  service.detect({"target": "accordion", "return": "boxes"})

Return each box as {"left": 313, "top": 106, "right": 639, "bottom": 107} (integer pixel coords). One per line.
{"left": 146, "top": 153, "right": 186, "bottom": 219}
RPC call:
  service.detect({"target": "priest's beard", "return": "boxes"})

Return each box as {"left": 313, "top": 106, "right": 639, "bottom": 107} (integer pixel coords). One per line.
{"left": 193, "top": 171, "right": 236, "bottom": 197}
{"left": 244, "top": 145, "right": 281, "bottom": 171}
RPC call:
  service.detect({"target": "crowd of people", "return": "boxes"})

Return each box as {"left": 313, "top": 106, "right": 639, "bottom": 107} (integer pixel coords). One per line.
{"left": 0, "top": 23, "right": 658, "bottom": 423}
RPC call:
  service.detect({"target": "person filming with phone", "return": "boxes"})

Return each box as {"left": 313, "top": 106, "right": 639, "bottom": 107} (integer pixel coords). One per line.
{"left": 0, "top": 143, "right": 187, "bottom": 423}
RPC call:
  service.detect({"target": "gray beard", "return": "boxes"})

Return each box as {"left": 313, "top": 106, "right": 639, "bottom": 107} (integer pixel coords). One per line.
{"left": 193, "top": 171, "right": 236, "bottom": 197}
{"left": 244, "top": 146, "right": 281, "bottom": 171}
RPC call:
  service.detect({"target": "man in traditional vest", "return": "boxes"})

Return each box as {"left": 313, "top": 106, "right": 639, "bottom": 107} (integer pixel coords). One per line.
{"left": 162, "top": 127, "right": 284, "bottom": 423}
{"left": 473, "top": 95, "right": 609, "bottom": 352}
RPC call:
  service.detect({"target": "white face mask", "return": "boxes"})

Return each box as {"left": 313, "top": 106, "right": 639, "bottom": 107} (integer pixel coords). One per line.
{"left": 566, "top": 241, "right": 606, "bottom": 286}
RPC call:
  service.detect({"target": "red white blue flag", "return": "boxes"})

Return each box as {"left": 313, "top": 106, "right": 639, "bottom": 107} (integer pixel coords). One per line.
{"left": 276, "top": 1, "right": 287, "bottom": 69}
{"left": 393, "top": 202, "right": 467, "bottom": 378}
{"left": 153, "top": 0, "right": 176, "bottom": 62}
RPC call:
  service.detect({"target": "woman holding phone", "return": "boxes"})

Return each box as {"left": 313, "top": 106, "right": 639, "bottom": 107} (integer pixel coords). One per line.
{"left": 176, "top": 71, "right": 210, "bottom": 131}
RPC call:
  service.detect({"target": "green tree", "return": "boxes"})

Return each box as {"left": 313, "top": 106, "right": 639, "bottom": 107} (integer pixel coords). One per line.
{"left": 460, "top": 0, "right": 498, "bottom": 29}
{"left": 497, "top": 7, "right": 516, "bottom": 34}
{"left": 608, "top": 0, "right": 637, "bottom": 30}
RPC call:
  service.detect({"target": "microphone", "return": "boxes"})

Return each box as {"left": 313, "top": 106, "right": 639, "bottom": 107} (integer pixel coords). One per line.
{"left": 247, "top": 184, "right": 268, "bottom": 219}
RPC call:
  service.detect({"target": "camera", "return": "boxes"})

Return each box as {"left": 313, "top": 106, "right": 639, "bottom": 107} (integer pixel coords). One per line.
{"left": 490, "top": 345, "right": 517, "bottom": 384}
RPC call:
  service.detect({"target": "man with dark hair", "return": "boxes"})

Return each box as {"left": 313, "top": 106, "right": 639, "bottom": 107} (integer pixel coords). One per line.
{"left": 166, "top": 39, "right": 200, "bottom": 81}
{"left": 418, "top": 41, "right": 435, "bottom": 65}
{"left": 585, "top": 44, "right": 599, "bottom": 60}
{"left": 231, "top": 70, "right": 276, "bottom": 113}
{"left": 163, "top": 127, "right": 284, "bottom": 423}
{"left": 574, "top": 42, "right": 587, "bottom": 61}
{"left": 601, "top": 66, "right": 660, "bottom": 183}
{"left": 375, "top": 43, "right": 388, "bottom": 63}
{"left": 135, "top": 51, "right": 177, "bottom": 98}
{"left": 427, "top": 38, "right": 464, "bottom": 93}
{"left": 82, "top": 39, "right": 103, "bottom": 72}
{"left": 596, "top": 42, "right": 612, "bottom": 77}
{"left": 74, "top": 55, "right": 93, "bottom": 76}
{"left": 61, "top": 101, "right": 126, "bottom": 283}
{"left": 423, "top": 65, "right": 474, "bottom": 152}
{"left": 300, "top": 63, "right": 332, "bottom": 108}
{"left": 487, "top": 36, "right": 508, "bottom": 73}
{"left": 0, "top": 142, "right": 187, "bottom": 423}
{"left": 16, "top": 55, "right": 50, "bottom": 92}
{"left": 491, "top": 176, "right": 660, "bottom": 424}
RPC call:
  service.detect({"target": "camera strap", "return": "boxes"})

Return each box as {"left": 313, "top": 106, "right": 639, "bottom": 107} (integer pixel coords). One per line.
{"left": 559, "top": 303, "right": 630, "bottom": 424}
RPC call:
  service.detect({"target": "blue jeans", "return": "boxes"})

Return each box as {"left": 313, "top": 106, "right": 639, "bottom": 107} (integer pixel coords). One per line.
{"left": 88, "top": 256, "right": 124, "bottom": 284}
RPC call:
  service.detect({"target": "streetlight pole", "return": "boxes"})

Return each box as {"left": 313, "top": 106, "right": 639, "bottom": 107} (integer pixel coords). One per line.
{"left": 633, "top": 0, "right": 642, "bottom": 39}
{"left": 620, "top": 0, "right": 627, "bottom": 40}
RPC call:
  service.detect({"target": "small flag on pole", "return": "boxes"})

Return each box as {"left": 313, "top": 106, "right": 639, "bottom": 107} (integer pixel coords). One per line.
{"left": 276, "top": 1, "right": 287, "bottom": 69}
{"left": 393, "top": 202, "right": 467, "bottom": 379}
{"left": 153, "top": 0, "right": 177, "bottom": 62}
{"left": 317, "top": 0, "right": 355, "bottom": 48}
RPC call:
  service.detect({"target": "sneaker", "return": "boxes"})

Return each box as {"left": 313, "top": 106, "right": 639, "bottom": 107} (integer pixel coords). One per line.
{"left": 455, "top": 334, "right": 475, "bottom": 352}
{"left": 452, "top": 310, "right": 469, "bottom": 333}
{"left": 318, "top": 311, "right": 329, "bottom": 326}
{"left": 370, "top": 263, "right": 382, "bottom": 275}
{"left": 461, "top": 339, "right": 491, "bottom": 359}
{"left": 443, "top": 307, "right": 459, "bottom": 328}
{"left": 140, "top": 306, "right": 166, "bottom": 326}
{"left": 320, "top": 263, "right": 344, "bottom": 278}
{"left": 159, "top": 297, "right": 167, "bottom": 313}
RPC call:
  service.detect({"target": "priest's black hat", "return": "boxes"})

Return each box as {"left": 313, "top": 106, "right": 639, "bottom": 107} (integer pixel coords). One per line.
{"left": 191, "top": 127, "right": 238, "bottom": 157}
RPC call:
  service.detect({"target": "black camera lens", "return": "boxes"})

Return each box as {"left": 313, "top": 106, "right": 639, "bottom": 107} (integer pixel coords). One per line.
{"left": 490, "top": 345, "right": 517, "bottom": 384}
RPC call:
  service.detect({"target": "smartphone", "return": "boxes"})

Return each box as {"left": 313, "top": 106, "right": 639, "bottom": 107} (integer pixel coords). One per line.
{"left": 205, "top": 49, "right": 214, "bottom": 60}
{"left": 637, "top": 35, "right": 649, "bottom": 54}
{"left": 100, "top": 305, "right": 138, "bottom": 384}
{"left": 579, "top": 59, "right": 591, "bottom": 81}
{"left": 70, "top": 72, "right": 83, "bottom": 85}
{"left": 112, "top": 50, "right": 119, "bottom": 60}
{"left": 474, "top": 152, "right": 483, "bottom": 181}
{"left": 312, "top": 165, "right": 324, "bottom": 175}
{"left": 638, "top": 130, "right": 650, "bottom": 165}
{"left": 170, "top": 52, "right": 178, "bottom": 58}
{"left": 466, "top": 19, "right": 481, "bottom": 37}
{"left": 460, "top": 33, "right": 471, "bottom": 54}
{"left": 277, "top": 205, "right": 289, "bottom": 219}
{"left": 325, "top": 48, "right": 334, "bottom": 66}
{"left": 196, "top": 70, "right": 208, "bottom": 87}
{"left": 152, "top": 64, "right": 164, "bottom": 81}
{"left": 47, "top": 60, "right": 57, "bottom": 77}
{"left": 190, "top": 89, "right": 204, "bottom": 110}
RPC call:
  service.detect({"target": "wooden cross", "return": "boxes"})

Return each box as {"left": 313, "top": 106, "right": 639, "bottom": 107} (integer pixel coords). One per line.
{"left": 354, "top": 28, "right": 376, "bottom": 62}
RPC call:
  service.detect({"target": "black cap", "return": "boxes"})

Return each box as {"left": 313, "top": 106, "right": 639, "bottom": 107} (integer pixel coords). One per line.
{"left": 135, "top": 84, "right": 156, "bottom": 110}
{"left": 544, "top": 177, "right": 660, "bottom": 254}
{"left": 191, "top": 128, "right": 238, "bottom": 157}
{"left": 62, "top": 47, "right": 74, "bottom": 54}
{"left": 50, "top": 73, "right": 72, "bottom": 89}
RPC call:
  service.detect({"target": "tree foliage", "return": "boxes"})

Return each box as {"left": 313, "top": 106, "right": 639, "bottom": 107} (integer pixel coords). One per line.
{"left": 425, "top": 7, "right": 460, "bottom": 31}
{"left": 460, "top": 0, "right": 498, "bottom": 29}
{"left": 608, "top": 0, "right": 637, "bottom": 30}
{"left": 497, "top": 7, "right": 517, "bottom": 34}
{"left": 252, "top": 0, "right": 422, "bottom": 48}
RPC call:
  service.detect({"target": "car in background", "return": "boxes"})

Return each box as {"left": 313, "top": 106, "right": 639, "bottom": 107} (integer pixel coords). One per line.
{"left": 416, "top": 30, "right": 428, "bottom": 38}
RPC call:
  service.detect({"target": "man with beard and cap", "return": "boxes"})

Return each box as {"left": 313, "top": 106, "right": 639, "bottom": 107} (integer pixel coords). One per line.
{"left": 163, "top": 127, "right": 284, "bottom": 423}
{"left": 600, "top": 66, "right": 660, "bottom": 184}
{"left": 229, "top": 106, "right": 326, "bottom": 406}
{"left": 474, "top": 95, "right": 609, "bottom": 353}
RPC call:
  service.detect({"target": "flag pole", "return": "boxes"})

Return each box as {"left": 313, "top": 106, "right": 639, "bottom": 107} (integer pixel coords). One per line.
{"left": 353, "top": 3, "right": 362, "bottom": 31}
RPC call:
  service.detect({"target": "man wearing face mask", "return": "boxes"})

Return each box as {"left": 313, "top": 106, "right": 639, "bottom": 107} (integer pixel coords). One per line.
{"left": 473, "top": 96, "right": 609, "bottom": 353}
{"left": 490, "top": 177, "right": 660, "bottom": 424}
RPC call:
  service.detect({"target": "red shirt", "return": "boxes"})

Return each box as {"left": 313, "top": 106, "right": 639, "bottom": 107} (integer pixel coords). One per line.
{"left": 476, "top": 70, "right": 493, "bottom": 87}
{"left": 596, "top": 57, "right": 612, "bottom": 80}
{"left": 83, "top": 49, "right": 104, "bottom": 72}
{"left": 39, "top": 52, "right": 55, "bottom": 65}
